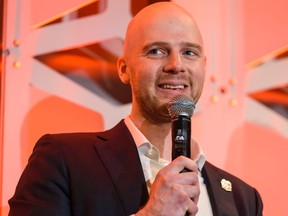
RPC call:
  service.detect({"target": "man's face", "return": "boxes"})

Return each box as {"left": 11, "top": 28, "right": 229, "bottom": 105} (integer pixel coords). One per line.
{"left": 119, "top": 7, "right": 206, "bottom": 123}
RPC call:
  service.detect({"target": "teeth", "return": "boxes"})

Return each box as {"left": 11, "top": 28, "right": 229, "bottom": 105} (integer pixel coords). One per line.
{"left": 161, "top": 85, "right": 185, "bottom": 90}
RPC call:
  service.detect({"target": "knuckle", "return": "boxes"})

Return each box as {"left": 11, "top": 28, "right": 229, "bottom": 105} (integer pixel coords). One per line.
{"left": 162, "top": 174, "right": 172, "bottom": 187}
{"left": 177, "top": 155, "right": 186, "bottom": 162}
{"left": 178, "top": 191, "right": 189, "bottom": 203}
{"left": 157, "top": 168, "right": 166, "bottom": 177}
{"left": 170, "top": 183, "right": 181, "bottom": 192}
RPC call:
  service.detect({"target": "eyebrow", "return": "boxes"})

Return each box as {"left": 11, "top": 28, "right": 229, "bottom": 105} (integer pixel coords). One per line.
{"left": 142, "top": 41, "right": 203, "bottom": 54}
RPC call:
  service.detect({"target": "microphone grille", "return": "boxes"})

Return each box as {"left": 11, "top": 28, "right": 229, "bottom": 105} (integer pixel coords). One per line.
{"left": 167, "top": 95, "right": 195, "bottom": 118}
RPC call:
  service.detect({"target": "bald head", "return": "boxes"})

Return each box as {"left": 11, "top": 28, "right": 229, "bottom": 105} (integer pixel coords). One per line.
{"left": 122, "top": 2, "right": 204, "bottom": 60}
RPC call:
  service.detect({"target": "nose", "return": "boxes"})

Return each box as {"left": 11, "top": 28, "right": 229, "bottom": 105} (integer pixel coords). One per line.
{"left": 163, "top": 52, "right": 185, "bottom": 73}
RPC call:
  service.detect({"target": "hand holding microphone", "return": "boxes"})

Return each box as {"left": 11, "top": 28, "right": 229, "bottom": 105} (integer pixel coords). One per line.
{"left": 136, "top": 156, "right": 200, "bottom": 216}
{"left": 136, "top": 95, "right": 199, "bottom": 216}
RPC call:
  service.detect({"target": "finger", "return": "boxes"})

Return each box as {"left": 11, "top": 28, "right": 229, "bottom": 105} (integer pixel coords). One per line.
{"left": 187, "top": 199, "right": 199, "bottom": 216}
{"left": 161, "top": 156, "right": 198, "bottom": 174}
{"left": 167, "top": 175, "right": 200, "bottom": 205}
{"left": 155, "top": 171, "right": 199, "bottom": 189}
{"left": 182, "top": 184, "right": 200, "bottom": 204}
{"left": 179, "top": 195, "right": 199, "bottom": 216}
{"left": 168, "top": 179, "right": 199, "bottom": 203}
{"left": 178, "top": 171, "right": 199, "bottom": 185}
{"left": 157, "top": 174, "right": 199, "bottom": 202}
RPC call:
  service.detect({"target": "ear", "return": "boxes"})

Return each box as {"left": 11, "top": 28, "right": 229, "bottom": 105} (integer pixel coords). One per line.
{"left": 117, "top": 57, "right": 130, "bottom": 84}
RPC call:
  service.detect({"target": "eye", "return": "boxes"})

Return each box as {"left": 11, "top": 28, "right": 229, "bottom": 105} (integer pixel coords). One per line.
{"left": 183, "top": 50, "right": 198, "bottom": 56}
{"left": 145, "top": 48, "right": 167, "bottom": 59}
{"left": 148, "top": 48, "right": 165, "bottom": 55}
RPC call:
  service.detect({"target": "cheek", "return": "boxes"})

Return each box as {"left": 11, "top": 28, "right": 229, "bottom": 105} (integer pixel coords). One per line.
{"left": 198, "top": 72, "right": 205, "bottom": 86}
{"left": 194, "top": 63, "right": 206, "bottom": 83}
{"left": 132, "top": 66, "right": 156, "bottom": 84}
{"left": 137, "top": 74, "right": 154, "bottom": 93}
{"left": 129, "top": 59, "right": 162, "bottom": 91}
{"left": 130, "top": 70, "right": 152, "bottom": 92}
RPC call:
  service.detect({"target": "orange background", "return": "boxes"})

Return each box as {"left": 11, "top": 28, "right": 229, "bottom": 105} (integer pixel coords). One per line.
{"left": 1, "top": 0, "right": 288, "bottom": 215}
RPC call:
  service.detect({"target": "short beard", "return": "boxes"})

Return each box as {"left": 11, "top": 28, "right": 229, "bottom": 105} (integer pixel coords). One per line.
{"left": 136, "top": 94, "right": 171, "bottom": 124}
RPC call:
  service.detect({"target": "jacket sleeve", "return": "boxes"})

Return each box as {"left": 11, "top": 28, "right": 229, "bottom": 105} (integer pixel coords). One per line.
{"left": 8, "top": 134, "right": 72, "bottom": 216}
{"left": 254, "top": 188, "right": 263, "bottom": 216}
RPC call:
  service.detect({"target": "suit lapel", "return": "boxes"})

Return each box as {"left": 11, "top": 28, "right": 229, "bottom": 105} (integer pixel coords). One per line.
{"left": 93, "top": 120, "right": 149, "bottom": 214}
{"left": 202, "top": 162, "right": 239, "bottom": 216}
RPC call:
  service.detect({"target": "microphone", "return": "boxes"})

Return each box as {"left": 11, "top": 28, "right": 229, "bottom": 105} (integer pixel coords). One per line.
{"left": 167, "top": 95, "right": 195, "bottom": 216}
{"left": 167, "top": 95, "right": 195, "bottom": 161}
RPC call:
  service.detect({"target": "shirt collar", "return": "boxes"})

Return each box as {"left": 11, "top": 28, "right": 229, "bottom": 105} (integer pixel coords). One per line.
{"left": 124, "top": 116, "right": 206, "bottom": 171}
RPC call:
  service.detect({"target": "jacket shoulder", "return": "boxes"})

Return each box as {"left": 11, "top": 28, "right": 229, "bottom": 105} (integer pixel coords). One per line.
{"left": 204, "top": 161, "right": 251, "bottom": 187}
{"left": 36, "top": 119, "right": 127, "bottom": 147}
{"left": 203, "top": 161, "right": 263, "bottom": 215}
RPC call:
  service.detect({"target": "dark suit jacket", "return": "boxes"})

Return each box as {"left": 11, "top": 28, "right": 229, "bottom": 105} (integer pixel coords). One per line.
{"left": 9, "top": 120, "right": 263, "bottom": 216}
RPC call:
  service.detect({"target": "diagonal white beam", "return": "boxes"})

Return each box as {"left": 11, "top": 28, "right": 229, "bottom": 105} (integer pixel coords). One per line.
{"left": 246, "top": 57, "right": 288, "bottom": 93}
{"left": 30, "top": 0, "right": 131, "bottom": 55}
{"left": 31, "top": 0, "right": 98, "bottom": 28}
{"left": 30, "top": 60, "right": 131, "bottom": 128}
{"left": 245, "top": 97, "right": 288, "bottom": 138}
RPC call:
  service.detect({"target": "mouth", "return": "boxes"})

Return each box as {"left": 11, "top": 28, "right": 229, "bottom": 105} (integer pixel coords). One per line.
{"left": 158, "top": 84, "right": 187, "bottom": 90}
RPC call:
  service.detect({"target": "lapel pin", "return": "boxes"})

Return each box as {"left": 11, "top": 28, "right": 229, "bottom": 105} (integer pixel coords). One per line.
{"left": 220, "top": 179, "right": 232, "bottom": 192}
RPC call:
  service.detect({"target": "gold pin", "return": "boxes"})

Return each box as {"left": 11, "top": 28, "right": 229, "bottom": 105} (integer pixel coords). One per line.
{"left": 220, "top": 179, "right": 232, "bottom": 192}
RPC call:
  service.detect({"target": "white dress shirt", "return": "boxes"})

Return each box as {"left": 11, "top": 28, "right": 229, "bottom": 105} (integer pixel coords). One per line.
{"left": 124, "top": 116, "right": 213, "bottom": 215}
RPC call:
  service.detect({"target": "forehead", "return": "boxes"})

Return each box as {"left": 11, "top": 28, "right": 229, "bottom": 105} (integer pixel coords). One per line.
{"left": 144, "top": 18, "right": 202, "bottom": 43}
{"left": 125, "top": 6, "right": 203, "bottom": 50}
{"left": 122, "top": 4, "right": 205, "bottom": 61}
{"left": 134, "top": 22, "right": 202, "bottom": 55}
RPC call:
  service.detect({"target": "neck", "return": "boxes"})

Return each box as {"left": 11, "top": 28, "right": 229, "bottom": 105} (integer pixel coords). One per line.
{"left": 130, "top": 115, "right": 172, "bottom": 159}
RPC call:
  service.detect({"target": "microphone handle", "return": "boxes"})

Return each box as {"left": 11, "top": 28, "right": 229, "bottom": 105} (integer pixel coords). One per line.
{"left": 172, "top": 116, "right": 191, "bottom": 173}
{"left": 172, "top": 116, "right": 191, "bottom": 216}
{"left": 172, "top": 115, "right": 191, "bottom": 159}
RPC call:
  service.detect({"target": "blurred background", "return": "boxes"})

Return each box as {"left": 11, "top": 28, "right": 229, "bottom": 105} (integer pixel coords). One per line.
{"left": 1, "top": 0, "right": 287, "bottom": 215}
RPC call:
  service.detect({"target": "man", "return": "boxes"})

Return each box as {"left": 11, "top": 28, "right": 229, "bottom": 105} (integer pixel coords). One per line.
{"left": 9, "top": 2, "right": 263, "bottom": 216}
